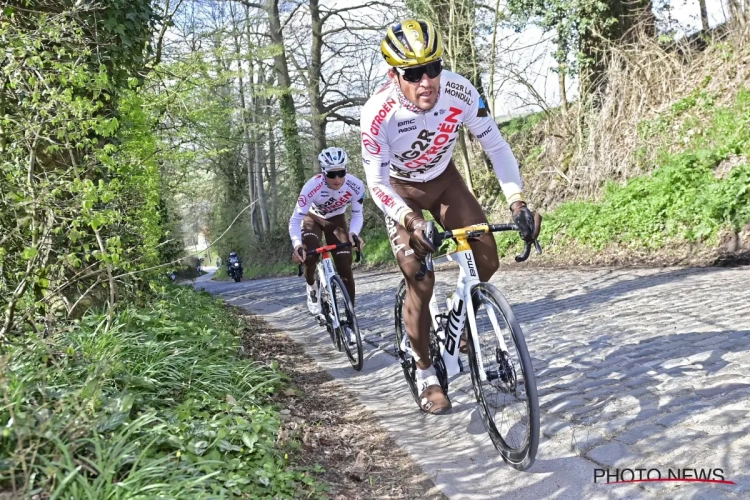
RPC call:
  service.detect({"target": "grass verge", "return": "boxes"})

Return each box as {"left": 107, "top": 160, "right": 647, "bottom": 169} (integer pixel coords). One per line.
{"left": 0, "top": 285, "right": 320, "bottom": 499}
{"left": 213, "top": 263, "right": 298, "bottom": 281}
{"left": 495, "top": 87, "right": 750, "bottom": 262}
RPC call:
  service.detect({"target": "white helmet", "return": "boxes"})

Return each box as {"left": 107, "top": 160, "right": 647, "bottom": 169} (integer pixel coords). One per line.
{"left": 318, "top": 147, "right": 348, "bottom": 172}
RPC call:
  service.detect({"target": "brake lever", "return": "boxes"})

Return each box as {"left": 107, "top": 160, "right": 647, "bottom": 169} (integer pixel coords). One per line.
{"left": 415, "top": 222, "right": 436, "bottom": 281}
{"left": 514, "top": 241, "right": 532, "bottom": 263}
{"left": 352, "top": 234, "right": 362, "bottom": 263}
{"left": 416, "top": 253, "right": 434, "bottom": 281}
{"left": 296, "top": 247, "right": 305, "bottom": 276}
{"left": 515, "top": 212, "right": 543, "bottom": 262}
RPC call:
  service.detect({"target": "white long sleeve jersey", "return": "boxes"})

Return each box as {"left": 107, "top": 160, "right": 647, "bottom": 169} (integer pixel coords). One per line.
{"left": 360, "top": 70, "right": 523, "bottom": 223}
{"left": 288, "top": 173, "right": 366, "bottom": 248}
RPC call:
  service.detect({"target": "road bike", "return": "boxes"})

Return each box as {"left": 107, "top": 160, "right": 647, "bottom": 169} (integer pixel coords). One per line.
{"left": 298, "top": 237, "right": 364, "bottom": 371}
{"left": 394, "top": 221, "right": 541, "bottom": 470}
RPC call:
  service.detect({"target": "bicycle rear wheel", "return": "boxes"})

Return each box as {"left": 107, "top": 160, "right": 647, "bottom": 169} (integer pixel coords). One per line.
{"left": 465, "top": 283, "right": 539, "bottom": 471}
{"left": 330, "top": 275, "right": 363, "bottom": 371}
{"left": 394, "top": 279, "right": 420, "bottom": 406}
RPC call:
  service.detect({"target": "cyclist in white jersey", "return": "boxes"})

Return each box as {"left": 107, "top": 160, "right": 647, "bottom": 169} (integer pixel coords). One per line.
{"left": 361, "top": 19, "right": 541, "bottom": 414}
{"left": 289, "top": 147, "right": 366, "bottom": 317}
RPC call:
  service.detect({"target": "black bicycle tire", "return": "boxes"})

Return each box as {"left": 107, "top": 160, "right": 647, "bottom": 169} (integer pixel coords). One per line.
{"left": 330, "top": 275, "right": 363, "bottom": 371}
{"left": 394, "top": 279, "right": 421, "bottom": 407}
{"left": 465, "top": 282, "right": 539, "bottom": 471}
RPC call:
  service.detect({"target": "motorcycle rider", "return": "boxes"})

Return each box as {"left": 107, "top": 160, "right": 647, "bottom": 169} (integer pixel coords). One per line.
{"left": 360, "top": 19, "right": 540, "bottom": 414}
{"left": 227, "top": 251, "right": 242, "bottom": 280}
{"left": 289, "top": 147, "right": 365, "bottom": 329}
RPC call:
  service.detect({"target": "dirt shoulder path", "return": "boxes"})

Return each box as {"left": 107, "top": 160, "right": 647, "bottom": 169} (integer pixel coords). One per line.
{"left": 236, "top": 309, "right": 446, "bottom": 500}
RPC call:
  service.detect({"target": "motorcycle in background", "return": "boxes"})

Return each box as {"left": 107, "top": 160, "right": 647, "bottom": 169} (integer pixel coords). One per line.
{"left": 227, "top": 257, "right": 243, "bottom": 282}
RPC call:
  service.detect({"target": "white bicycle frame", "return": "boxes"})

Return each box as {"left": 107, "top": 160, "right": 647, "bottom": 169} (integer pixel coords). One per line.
{"left": 400, "top": 244, "right": 511, "bottom": 381}
{"left": 316, "top": 250, "right": 341, "bottom": 330}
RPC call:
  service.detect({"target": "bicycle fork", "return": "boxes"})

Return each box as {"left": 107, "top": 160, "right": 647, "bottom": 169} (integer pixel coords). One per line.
{"left": 319, "top": 254, "right": 341, "bottom": 329}
{"left": 446, "top": 251, "right": 511, "bottom": 382}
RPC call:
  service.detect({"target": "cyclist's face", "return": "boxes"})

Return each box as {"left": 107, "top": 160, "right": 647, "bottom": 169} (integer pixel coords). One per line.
{"left": 324, "top": 171, "right": 346, "bottom": 190}
{"left": 390, "top": 68, "right": 441, "bottom": 111}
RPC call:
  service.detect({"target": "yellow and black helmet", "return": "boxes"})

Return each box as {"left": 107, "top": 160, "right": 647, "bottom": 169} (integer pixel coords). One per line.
{"left": 381, "top": 19, "right": 443, "bottom": 68}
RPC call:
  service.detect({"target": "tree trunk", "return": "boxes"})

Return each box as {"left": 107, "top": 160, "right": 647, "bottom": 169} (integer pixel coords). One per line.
{"left": 487, "top": 0, "right": 502, "bottom": 119}
{"left": 558, "top": 65, "right": 568, "bottom": 114}
{"left": 234, "top": 24, "right": 260, "bottom": 236}
{"left": 244, "top": 5, "right": 269, "bottom": 233}
{"left": 579, "top": 0, "right": 656, "bottom": 99}
{"left": 266, "top": 0, "right": 306, "bottom": 192}
{"left": 457, "top": 129, "right": 475, "bottom": 195}
{"left": 254, "top": 66, "right": 270, "bottom": 232}
{"left": 414, "top": 0, "right": 493, "bottom": 173}
{"left": 267, "top": 103, "right": 278, "bottom": 228}
{"left": 308, "top": 0, "right": 327, "bottom": 163}
{"left": 698, "top": 0, "right": 710, "bottom": 31}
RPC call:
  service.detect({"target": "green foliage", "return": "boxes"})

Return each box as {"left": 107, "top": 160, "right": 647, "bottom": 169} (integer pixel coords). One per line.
{"left": 0, "top": 2, "right": 164, "bottom": 335}
{"left": 359, "top": 233, "right": 396, "bottom": 267}
{"left": 214, "top": 266, "right": 230, "bottom": 280}
{"left": 500, "top": 110, "right": 546, "bottom": 138}
{"left": 0, "top": 286, "right": 319, "bottom": 498}
{"left": 496, "top": 88, "right": 750, "bottom": 256}
{"left": 244, "top": 263, "right": 297, "bottom": 280}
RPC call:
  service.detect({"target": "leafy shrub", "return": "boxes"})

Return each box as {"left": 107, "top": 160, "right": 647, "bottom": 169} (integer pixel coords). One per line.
{"left": 0, "top": 286, "right": 318, "bottom": 498}
{"left": 496, "top": 88, "right": 750, "bottom": 256}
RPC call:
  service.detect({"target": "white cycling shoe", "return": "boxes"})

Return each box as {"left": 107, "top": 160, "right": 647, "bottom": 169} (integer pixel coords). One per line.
{"left": 306, "top": 283, "right": 321, "bottom": 316}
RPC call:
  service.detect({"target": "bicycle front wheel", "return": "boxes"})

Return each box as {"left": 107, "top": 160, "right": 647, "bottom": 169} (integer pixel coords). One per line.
{"left": 466, "top": 283, "right": 539, "bottom": 471}
{"left": 329, "top": 275, "right": 363, "bottom": 371}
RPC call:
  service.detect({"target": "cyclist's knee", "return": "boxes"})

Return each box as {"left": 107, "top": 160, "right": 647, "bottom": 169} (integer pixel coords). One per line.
{"left": 403, "top": 267, "right": 434, "bottom": 301}
{"left": 304, "top": 254, "right": 319, "bottom": 268}
{"left": 474, "top": 236, "right": 499, "bottom": 281}
{"left": 479, "top": 252, "right": 499, "bottom": 281}
{"left": 302, "top": 231, "right": 320, "bottom": 248}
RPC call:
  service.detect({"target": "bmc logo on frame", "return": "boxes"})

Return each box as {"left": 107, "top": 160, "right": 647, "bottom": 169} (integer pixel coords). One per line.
{"left": 594, "top": 468, "right": 734, "bottom": 485}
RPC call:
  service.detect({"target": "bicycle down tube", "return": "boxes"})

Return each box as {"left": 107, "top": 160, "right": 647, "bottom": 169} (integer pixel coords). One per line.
{"left": 417, "top": 222, "right": 541, "bottom": 380}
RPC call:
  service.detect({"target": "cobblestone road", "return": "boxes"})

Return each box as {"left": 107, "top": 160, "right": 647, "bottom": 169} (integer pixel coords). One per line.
{"left": 201, "top": 264, "right": 750, "bottom": 498}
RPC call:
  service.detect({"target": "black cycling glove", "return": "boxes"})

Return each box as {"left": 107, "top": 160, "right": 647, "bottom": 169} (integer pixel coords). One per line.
{"left": 510, "top": 201, "right": 540, "bottom": 243}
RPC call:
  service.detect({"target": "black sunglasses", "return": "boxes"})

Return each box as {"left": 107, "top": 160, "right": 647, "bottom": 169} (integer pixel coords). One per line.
{"left": 326, "top": 170, "right": 346, "bottom": 179}
{"left": 395, "top": 60, "right": 443, "bottom": 83}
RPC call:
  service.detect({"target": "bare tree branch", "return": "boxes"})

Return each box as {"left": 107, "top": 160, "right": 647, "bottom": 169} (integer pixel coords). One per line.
{"left": 326, "top": 112, "right": 358, "bottom": 125}
{"left": 320, "top": 1, "right": 392, "bottom": 22}
{"left": 323, "top": 96, "right": 367, "bottom": 113}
